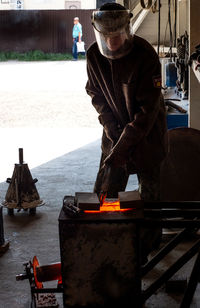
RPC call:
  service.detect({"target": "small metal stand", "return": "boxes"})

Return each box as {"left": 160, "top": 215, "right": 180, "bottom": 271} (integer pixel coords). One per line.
{"left": 2, "top": 148, "right": 44, "bottom": 215}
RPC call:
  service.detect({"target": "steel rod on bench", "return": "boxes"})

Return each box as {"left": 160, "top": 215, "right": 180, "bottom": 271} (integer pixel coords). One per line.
{"left": 142, "top": 239, "right": 200, "bottom": 303}
{"left": 32, "top": 288, "right": 63, "bottom": 294}
{"left": 145, "top": 201, "right": 200, "bottom": 209}
{"left": 145, "top": 209, "right": 200, "bottom": 218}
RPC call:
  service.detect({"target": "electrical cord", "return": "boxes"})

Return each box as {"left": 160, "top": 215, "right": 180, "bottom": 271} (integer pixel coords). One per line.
{"left": 157, "top": 0, "right": 161, "bottom": 55}
{"left": 163, "top": 19, "right": 169, "bottom": 54}
{"left": 173, "top": 0, "right": 177, "bottom": 48}
{"left": 168, "top": 0, "right": 173, "bottom": 60}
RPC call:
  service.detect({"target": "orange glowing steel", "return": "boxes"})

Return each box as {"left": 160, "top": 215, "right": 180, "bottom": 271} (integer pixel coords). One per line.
{"left": 84, "top": 200, "right": 134, "bottom": 213}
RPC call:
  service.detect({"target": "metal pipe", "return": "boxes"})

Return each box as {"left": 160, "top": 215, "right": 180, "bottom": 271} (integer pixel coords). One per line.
{"left": 132, "top": 0, "right": 157, "bottom": 33}
{"left": 19, "top": 148, "right": 23, "bottom": 164}
{"left": 32, "top": 288, "right": 63, "bottom": 294}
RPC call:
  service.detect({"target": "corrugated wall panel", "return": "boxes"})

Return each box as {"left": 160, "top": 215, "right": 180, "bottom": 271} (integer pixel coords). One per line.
{"left": 0, "top": 9, "right": 95, "bottom": 53}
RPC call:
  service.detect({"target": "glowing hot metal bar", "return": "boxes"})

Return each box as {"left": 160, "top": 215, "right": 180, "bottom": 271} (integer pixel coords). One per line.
{"left": 84, "top": 200, "right": 135, "bottom": 213}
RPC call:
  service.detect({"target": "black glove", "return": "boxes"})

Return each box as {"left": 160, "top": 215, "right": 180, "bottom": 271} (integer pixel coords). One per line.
{"left": 104, "top": 122, "right": 122, "bottom": 144}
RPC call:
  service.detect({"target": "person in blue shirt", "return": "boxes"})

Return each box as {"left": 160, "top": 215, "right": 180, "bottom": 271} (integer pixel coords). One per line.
{"left": 72, "top": 17, "right": 82, "bottom": 61}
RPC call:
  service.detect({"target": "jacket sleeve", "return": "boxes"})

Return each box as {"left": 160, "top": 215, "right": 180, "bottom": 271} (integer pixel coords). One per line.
{"left": 85, "top": 59, "right": 122, "bottom": 143}
{"left": 112, "top": 53, "right": 163, "bottom": 155}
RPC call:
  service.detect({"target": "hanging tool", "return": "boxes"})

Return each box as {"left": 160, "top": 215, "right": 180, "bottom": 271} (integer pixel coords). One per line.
{"left": 175, "top": 31, "right": 189, "bottom": 99}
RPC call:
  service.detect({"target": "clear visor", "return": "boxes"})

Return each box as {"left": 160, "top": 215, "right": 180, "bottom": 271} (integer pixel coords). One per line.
{"left": 92, "top": 10, "right": 133, "bottom": 59}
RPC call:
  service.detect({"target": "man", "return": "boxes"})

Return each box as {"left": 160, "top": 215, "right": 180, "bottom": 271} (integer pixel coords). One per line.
{"left": 72, "top": 17, "right": 82, "bottom": 61}
{"left": 86, "top": 3, "right": 168, "bottom": 259}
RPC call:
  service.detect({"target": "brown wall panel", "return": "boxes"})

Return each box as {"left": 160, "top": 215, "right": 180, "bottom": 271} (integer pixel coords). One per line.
{"left": 0, "top": 9, "right": 96, "bottom": 53}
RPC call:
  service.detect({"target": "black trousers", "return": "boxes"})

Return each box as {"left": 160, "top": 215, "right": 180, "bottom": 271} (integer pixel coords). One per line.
{"left": 94, "top": 152, "right": 162, "bottom": 260}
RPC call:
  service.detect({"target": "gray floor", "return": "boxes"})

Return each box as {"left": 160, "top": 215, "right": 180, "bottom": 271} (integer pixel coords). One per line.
{"left": 0, "top": 61, "right": 199, "bottom": 308}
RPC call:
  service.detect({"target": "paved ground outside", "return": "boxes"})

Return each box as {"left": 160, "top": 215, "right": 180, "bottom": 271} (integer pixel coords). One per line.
{"left": 0, "top": 60, "right": 100, "bottom": 182}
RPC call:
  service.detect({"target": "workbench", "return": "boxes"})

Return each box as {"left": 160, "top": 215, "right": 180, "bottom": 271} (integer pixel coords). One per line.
{"left": 164, "top": 88, "right": 189, "bottom": 129}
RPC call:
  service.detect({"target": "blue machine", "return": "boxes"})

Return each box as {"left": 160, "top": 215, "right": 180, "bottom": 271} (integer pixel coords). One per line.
{"left": 165, "top": 62, "right": 178, "bottom": 88}
{"left": 164, "top": 62, "right": 188, "bottom": 129}
{"left": 167, "top": 113, "right": 188, "bottom": 129}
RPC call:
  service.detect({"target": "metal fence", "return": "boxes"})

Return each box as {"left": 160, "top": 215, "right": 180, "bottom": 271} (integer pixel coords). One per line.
{"left": 0, "top": 9, "right": 96, "bottom": 53}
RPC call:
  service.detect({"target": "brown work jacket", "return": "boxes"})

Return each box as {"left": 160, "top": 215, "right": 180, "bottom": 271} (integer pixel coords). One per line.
{"left": 86, "top": 35, "right": 168, "bottom": 173}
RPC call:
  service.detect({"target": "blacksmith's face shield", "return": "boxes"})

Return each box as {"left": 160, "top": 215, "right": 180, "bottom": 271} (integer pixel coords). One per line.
{"left": 91, "top": 10, "right": 133, "bottom": 59}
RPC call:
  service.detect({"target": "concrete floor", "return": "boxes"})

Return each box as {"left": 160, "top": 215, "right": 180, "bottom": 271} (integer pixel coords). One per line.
{"left": 0, "top": 60, "right": 199, "bottom": 308}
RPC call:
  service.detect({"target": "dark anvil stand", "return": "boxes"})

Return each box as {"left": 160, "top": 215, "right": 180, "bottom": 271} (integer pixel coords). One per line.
{"left": 2, "top": 148, "right": 44, "bottom": 215}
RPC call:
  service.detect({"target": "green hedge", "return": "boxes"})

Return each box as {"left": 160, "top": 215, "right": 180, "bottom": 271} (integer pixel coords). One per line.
{"left": 0, "top": 50, "right": 86, "bottom": 61}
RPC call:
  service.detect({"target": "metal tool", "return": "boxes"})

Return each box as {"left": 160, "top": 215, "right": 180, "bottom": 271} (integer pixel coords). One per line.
{"left": 165, "top": 99, "right": 187, "bottom": 113}
{"left": 99, "top": 164, "right": 112, "bottom": 206}
{"left": 175, "top": 31, "right": 189, "bottom": 99}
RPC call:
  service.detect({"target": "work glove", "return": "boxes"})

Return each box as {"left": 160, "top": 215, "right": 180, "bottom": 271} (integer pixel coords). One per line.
{"left": 104, "top": 123, "right": 122, "bottom": 144}
{"left": 98, "top": 112, "right": 122, "bottom": 144}
{"left": 103, "top": 127, "right": 132, "bottom": 167}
